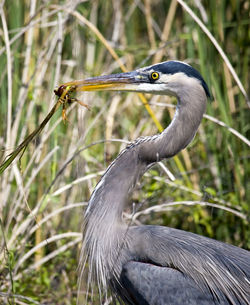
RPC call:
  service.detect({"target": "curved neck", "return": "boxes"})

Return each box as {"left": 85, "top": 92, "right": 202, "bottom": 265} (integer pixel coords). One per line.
{"left": 82, "top": 89, "right": 207, "bottom": 287}
{"left": 86, "top": 90, "right": 207, "bottom": 225}
{"left": 138, "top": 95, "right": 206, "bottom": 162}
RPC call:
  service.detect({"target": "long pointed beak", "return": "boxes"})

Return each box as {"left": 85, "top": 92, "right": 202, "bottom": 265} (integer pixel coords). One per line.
{"left": 61, "top": 71, "right": 148, "bottom": 93}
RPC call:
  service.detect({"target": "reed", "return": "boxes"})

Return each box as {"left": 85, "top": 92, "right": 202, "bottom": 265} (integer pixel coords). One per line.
{"left": 0, "top": 0, "right": 249, "bottom": 303}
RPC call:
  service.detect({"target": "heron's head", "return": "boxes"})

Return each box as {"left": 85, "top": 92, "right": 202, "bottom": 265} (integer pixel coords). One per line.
{"left": 63, "top": 60, "right": 211, "bottom": 100}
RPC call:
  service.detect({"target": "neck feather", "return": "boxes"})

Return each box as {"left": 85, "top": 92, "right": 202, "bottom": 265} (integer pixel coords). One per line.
{"left": 138, "top": 88, "right": 207, "bottom": 162}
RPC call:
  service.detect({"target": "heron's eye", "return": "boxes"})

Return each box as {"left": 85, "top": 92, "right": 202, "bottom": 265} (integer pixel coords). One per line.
{"left": 150, "top": 72, "right": 159, "bottom": 81}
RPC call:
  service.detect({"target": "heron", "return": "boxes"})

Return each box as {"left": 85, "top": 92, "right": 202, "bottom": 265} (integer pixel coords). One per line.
{"left": 74, "top": 61, "right": 250, "bottom": 305}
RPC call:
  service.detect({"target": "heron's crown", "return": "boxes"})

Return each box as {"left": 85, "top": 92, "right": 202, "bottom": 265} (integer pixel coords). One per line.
{"left": 144, "top": 61, "right": 211, "bottom": 99}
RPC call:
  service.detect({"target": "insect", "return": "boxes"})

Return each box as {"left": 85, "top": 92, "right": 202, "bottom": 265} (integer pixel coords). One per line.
{"left": 54, "top": 84, "right": 90, "bottom": 122}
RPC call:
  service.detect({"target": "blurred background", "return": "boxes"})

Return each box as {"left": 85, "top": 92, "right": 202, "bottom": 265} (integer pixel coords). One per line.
{"left": 0, "top": 0, "right": 249, "bottom": 304}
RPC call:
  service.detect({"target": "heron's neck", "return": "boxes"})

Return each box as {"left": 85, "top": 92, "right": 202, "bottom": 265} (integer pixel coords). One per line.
{"left": 85, "top": 150, "right": 147, "bottom": 225}
{"left": 86, "top": 91, "right": 206, "bottom": 226}
{"left": 82, "top": 90, "right": 207, "bottom": 287}
{"left": 138, "top": 92, "right": 207, "bottom": 162}
{"left": 82, "top": 149, "right": 145, "bottom": 285}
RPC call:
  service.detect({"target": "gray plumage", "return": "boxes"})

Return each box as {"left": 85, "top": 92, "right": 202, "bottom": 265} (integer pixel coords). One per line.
{"left": 78, "top": 61, "right": 250, "bottom": 305}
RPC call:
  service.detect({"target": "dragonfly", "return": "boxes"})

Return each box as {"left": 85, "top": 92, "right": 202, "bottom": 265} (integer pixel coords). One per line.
{"left": 53, "top": 71, "right": 137, "bottom": 121}
{"left": 54, "top": 84, "right": 90, "bottom": 122}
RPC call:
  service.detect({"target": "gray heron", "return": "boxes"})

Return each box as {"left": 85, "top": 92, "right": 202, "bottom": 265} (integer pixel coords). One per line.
{"left": 72, "top": 61, "right": 250, "bottom": 304}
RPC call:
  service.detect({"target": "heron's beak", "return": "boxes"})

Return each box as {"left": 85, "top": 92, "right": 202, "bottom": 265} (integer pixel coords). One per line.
{"left": 62, "top": 71, "right": 148, "bottom": 93}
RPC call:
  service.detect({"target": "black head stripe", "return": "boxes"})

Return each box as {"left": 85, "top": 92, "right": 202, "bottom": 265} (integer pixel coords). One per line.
{"left": 146, "top": 61, "right": 211, "bottom": 99}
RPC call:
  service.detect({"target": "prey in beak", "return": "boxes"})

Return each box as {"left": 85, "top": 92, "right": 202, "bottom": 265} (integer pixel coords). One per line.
{"left": 54, "top": 70, "right": 151, "bottom": 122}
{"left": 54, "top": 84, "right": 90, "bottom": 123}
{"left": 54, "top": 69, "right": 156, "bottom": 121}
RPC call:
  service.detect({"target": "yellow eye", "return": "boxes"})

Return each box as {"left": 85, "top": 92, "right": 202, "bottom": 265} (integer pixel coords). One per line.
{"left": 151, "top": 72, "right": 159, "bottom": 80}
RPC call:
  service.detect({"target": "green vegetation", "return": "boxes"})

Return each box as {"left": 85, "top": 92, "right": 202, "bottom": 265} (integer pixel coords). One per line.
{"left": 0, "top": 0, "right": 249, "bottom": 304}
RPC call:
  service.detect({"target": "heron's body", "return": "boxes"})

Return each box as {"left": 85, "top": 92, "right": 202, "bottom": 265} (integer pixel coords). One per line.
{"left": 77, "top": 61, "right": 250, "bottom": 304}
{"left": 118, "top": 226, "right": 250, "bottom": 305}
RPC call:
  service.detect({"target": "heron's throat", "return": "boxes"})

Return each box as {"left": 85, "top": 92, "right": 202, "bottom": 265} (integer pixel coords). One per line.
{"left": 138, "top": 92, "right": 207, "bottom": 162}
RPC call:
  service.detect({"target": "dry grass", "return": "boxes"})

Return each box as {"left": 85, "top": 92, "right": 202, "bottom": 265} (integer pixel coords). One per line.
{"left": 0, "top": 0, "right": 249, "bottom": 304}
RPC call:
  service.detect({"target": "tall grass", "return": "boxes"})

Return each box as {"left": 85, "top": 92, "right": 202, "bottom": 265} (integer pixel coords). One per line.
{"left": 0, "top": 0, "right": 249, "bottom": 304}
